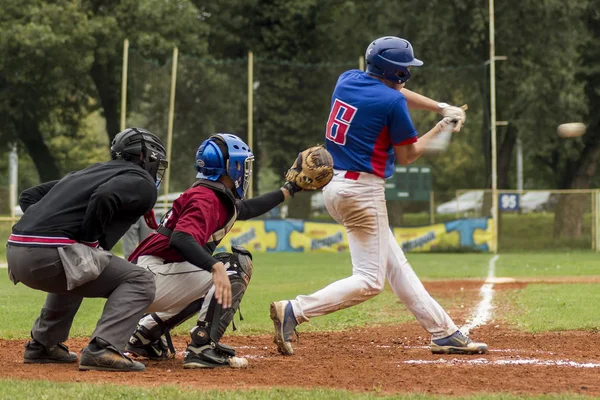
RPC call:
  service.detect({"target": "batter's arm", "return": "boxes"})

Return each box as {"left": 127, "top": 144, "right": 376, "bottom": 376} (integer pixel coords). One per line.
{"left": 393, "top": 118, "right": 453, "bottom": 165}
{"left": 400, "top": 88, "right": 445, "bottom": 113}
{"left": 401, "top": 88, "right": 467, "bottom": 129}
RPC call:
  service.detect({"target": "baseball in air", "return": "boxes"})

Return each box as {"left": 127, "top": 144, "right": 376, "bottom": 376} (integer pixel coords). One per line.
{"left": 557, "top": 122, "right": 586, "bottom": 138}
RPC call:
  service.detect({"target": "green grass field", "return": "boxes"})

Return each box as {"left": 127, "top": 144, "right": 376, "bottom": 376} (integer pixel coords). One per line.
{"left": 1, "top": 252, "right": 598, "bottom": 339}
{"left": 0, "top": 380, "right": 593, "bottom": 400}
{"left": 1, "top": 251, "right": 598, "bottom": 399}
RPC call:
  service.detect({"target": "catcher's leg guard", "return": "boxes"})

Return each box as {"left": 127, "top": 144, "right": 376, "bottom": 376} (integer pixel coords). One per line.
{"left": 184, "top": 246, "right": 253, "bottom": 369}
{"left": 126, "top": 298, "right": 203, "bottom": 359}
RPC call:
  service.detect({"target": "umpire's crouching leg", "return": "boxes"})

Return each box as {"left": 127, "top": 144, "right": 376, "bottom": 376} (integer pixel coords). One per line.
{"left": 82, "top": 256, "right": 156, "bottom": 353}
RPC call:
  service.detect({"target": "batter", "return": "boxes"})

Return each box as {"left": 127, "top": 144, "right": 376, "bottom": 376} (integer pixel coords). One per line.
{"left": 270, "top": 36, "right": 488, "bottom": 356}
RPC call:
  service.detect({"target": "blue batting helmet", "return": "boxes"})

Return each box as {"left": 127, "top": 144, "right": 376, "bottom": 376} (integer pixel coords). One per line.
{"left": 365, "top": 36, "right": 423, "bottom": 84}
{"left": 195, "top": 133, "right": 254, "bottom": 199}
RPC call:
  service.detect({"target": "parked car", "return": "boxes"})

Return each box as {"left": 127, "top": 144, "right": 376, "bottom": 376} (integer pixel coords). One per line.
{"left": 520, "top": 191, "right": 552, "bottom": 213}
{"left": 436, "top": 191, "right": 484, "bottom": 215}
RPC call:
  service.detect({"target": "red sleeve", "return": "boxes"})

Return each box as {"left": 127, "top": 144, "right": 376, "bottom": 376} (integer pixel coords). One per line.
{"left": 173, "top": 190, "right": 228, "bottom": 246}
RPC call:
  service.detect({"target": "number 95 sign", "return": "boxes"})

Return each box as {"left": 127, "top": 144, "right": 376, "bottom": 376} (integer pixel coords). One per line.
{"left": 499, "top": 194, "right": 520, "bottom": 211}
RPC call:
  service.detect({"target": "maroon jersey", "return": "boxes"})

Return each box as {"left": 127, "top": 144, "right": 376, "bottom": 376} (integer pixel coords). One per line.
{"left": 129, "top": 186, "right": 229, "bottom": 263}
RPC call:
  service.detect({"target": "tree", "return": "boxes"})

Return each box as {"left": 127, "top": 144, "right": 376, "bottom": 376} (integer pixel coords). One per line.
{"left": 0, "top": 0, "right": 95, "bottom": 181}
{"left": 551, "top": 0, "right": 600, "bottom": 238}
{"left": 82, "top": 0, "right": 210, "bottom": 143}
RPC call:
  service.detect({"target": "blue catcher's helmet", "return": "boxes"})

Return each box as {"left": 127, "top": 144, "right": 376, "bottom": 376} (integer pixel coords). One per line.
{"left": 195, "top": 133, "right": 254, "bottom": 199}
{"left": 365, "top": 36, "right": 423, "bottom": 84}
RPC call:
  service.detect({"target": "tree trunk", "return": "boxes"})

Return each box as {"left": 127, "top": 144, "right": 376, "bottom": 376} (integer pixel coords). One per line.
{"left": 553, "top": 127, "right": 600, "bottom": 239}
{"left": 19, "top": 116, "right": 61, "bottom": 182}
{"left": 497, "top": 125, "right": 517, "bottom": 189}
{"left": 553, "top": 193, "right": 587, "bottom": 238}
{"left": 90, "top": 58, "right": 120, "bottom": 144}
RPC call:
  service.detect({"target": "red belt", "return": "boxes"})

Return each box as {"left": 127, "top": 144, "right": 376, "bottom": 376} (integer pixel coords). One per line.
{"left": 344, "top": 171, "right": 360, "bottom": 180}
{"left": 8, "top": 234, "right": 99, "bottom": 248}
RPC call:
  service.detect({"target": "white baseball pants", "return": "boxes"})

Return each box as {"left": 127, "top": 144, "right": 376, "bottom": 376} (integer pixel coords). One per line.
{"left": 290, "top": 170, "right": 458, "bottom": 339}
{"left": 135, "top": 255, "right": 214, "bottom": 331}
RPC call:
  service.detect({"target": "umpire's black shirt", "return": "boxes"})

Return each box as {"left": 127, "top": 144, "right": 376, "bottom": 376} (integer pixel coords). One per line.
{"left": 11, "top": 160, "right": 157, "bottom": 250}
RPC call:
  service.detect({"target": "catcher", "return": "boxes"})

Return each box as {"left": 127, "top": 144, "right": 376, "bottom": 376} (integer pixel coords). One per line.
{"left": 124, "top": 133, "right": 333, "bottom": 368}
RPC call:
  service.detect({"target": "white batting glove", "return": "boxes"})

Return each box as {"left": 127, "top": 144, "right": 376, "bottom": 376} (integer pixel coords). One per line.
{"left": 439, "top": 104, "right": 466, "bottom": 132}
{"left": 436, "top": 117, "right": 455, "bottom": 133}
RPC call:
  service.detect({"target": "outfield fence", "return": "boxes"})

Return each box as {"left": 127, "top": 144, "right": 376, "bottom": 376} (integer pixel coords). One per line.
{"left": 0, "top": 188, "right": 597, "bottom": 256}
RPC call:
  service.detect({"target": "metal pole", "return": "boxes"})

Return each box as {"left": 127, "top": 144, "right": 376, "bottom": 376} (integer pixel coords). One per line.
{"left": 596, "top": 191, "right": 600, "bottom": 252}
{"left": 489, "top": 0, "right": 499, "bottom": 253}
{"left": 163, "top": 47, "right": 179, "bottom": 209}
{"left": 247, "top": 50, "right": 254, "bottom": 199}
{"left": 516, "top": 134, "right": 523, "bottom": 191}
{"left": 429, "top": 191, "right": 435, "bottom": 225}
{"left": 9, "top": 143, "right": 18, "bottom": 219}
{"left": 359, "top": 55, "right": 365, "bottom": 71}
{"left": 592, "top": 191, "right": 596, "bottom": 251}
{"left": 120, "top": 39, "right": 129, "bottom": 131}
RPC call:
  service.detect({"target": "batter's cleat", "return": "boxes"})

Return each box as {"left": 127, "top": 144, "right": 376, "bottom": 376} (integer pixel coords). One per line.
{"left": 270, "top": 300, "right": 298, "bottom": 356}
{"left": 24, "top": 340, "right": 78, "bottom": 364}
{"left": 430, "top": 330, "right": 488, "bottom": 355}
{"left": 125, "top": 336, "right": 172, "bottom": 360}
{"left": 79, "top": 339, "right": 145, "bottom": 372}
{"left": 183, "top": 343, "right": 248, "bottom": 369}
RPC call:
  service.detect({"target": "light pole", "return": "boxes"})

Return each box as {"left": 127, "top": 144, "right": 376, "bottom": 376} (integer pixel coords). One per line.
{"left": 488, "top": 0, "right": 508, "bottom": 253}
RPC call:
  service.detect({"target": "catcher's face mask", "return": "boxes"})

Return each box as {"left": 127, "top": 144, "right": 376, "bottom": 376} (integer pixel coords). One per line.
{"left": 228, "top": 154, "right": 253, "bottom": 200}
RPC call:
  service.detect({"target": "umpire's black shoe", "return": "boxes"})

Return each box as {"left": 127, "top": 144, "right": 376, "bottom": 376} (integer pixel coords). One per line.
{"left": 24, "top": 340, "right": 78, "bottom": 364}
{"left": 79, "top": 339, "right": 145, "bottom": 372}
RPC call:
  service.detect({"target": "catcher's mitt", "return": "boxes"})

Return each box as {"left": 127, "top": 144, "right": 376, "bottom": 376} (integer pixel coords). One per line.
{"left": 284, "top": 146, "right": 334, "bottom": 193}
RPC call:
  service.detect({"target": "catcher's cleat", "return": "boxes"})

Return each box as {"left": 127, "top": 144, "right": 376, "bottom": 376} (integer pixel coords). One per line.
{"left": 125, "top": 336, "right": 172, "bottom": 360}
{"left": 183, "top": 343, "right": 247, "bottom": 369}
{"left": 430, "top": 330, "right": 488, "bottom": 355}
{"left": 79, "top": 339, "right": 145, "bottom": 372}
{"left": 24, "top": 340, "right": 78, "bottom": 364}
{"left": 270, "top": 300, "right": 298, "bottom": 356}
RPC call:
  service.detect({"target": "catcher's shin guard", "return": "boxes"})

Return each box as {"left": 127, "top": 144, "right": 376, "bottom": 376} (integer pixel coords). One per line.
{"left": 125, "top": 315, "right": 173, "bottom": 360}
{"left": 184, "top": 246, "right": 253, "bottom": 369}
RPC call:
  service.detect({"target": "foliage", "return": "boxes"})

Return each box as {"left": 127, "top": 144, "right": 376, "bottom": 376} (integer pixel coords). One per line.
{"left": 0, "top": 0, "right": 598, "bottom": 199}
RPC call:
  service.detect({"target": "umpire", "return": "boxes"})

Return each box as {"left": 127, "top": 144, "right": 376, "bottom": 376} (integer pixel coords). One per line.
{"left": 7, "top": 128, "right": 168, "bottom": 372}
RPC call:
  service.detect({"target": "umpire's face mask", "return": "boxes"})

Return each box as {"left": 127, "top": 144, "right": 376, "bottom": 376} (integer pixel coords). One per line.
{"left": 145, "top": 155, "right": 169, "bottom": 189}
{"left": 154, "top": 158, "right": 169, "bottom": 189}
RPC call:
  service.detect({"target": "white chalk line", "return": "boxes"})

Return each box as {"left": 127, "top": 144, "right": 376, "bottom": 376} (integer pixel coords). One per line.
{"left": 460, "top": 254, "right": 499, "bottom": 335}
{"left": 401, "top": 357, "right": 600, "bottom": 369}
{"left": 375, "top": 345, "right": 555, "bottom": 355}
{"left": 0, "top": 263, "right": 6, "bottom": 268}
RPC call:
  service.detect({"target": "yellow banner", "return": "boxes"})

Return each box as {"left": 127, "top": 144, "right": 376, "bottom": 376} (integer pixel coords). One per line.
{"left": 218, "top": 218, "right": 493, "bottom": 253}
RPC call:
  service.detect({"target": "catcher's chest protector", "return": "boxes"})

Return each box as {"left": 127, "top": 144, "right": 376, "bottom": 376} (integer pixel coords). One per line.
{"left": 190, "top": 180, "right": 239, "bottom": 253}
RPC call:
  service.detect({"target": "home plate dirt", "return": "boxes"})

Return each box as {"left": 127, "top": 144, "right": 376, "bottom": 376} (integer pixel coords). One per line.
{"left": 0, "top": 279, "right": 598, "bottom": 396}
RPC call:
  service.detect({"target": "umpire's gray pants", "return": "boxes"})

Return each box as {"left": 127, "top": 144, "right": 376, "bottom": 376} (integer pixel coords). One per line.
{"left": 7, "top": 245, "right": 156, "bottom": 352}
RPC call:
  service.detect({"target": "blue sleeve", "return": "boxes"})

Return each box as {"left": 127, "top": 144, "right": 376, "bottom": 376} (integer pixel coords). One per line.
{"left": 388, "top": 96, "right": 418, "bottom": 145}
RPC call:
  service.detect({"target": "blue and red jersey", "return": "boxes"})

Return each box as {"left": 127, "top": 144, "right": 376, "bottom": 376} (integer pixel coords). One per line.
{"left": 325, "top": 70, "right": 418, "bottom": 178}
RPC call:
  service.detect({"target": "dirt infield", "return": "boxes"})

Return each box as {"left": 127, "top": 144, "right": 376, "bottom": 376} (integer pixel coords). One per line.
{"left": 1, "top": 280, "right": 599, "bottom": 396}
